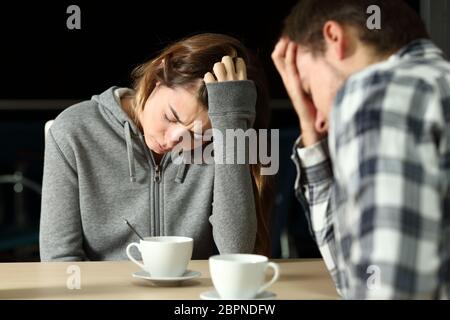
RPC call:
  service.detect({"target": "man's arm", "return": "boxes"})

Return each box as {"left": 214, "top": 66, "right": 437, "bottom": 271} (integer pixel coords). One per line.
{"left": 272, "top": 38, "right": 343, "bottom": 294}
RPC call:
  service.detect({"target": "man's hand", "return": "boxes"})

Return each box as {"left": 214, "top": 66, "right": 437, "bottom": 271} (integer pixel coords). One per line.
{"left": 204, "top": 56, "right": 247, "bottom": 83}
{"left": 272, "top": 38, "right": 323, "bottom": 146}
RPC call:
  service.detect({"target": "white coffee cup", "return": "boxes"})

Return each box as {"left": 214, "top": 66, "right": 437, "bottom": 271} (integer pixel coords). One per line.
{"left": 126, "top": 236, "right": 193, "bottom": 277}
{"left": 209, "top": 254, "right": 280, "bottom": 299}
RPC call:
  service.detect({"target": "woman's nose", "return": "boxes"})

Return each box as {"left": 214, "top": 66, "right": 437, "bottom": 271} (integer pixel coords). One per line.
{"left": 165, "top": 126, "right": 188, "bottom": 149}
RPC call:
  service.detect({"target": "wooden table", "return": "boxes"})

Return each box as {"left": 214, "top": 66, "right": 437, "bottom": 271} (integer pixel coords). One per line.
{"left": 0, "top": 259, "right": 339, "bottom": 300}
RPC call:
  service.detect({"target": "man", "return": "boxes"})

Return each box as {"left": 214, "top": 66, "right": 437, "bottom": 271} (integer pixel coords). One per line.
{"left": 272, "top": 0, "right": 449, "bottom": 299}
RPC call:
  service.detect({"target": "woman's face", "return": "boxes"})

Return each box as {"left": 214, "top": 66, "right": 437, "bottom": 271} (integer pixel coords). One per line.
{"left": 139, "top": 83, "right": 211, "bottom": 154}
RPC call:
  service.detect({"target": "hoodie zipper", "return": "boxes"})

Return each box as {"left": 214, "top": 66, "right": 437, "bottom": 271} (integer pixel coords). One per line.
{"left": 137, "top": 134, "right": 166, "bottom": 237}
{"left": 151, "top": 155, "right": 168, "bottom": 237}
{"left": 153, "top": 163, "right": 161, "bottom": 236}
{"left": 154, "top": 165, "right": 161, "bottom": 183}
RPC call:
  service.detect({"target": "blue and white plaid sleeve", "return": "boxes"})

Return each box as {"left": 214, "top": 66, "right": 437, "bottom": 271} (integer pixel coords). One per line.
{"left": 291, "top": 137, "right": 342, "bottom": 296}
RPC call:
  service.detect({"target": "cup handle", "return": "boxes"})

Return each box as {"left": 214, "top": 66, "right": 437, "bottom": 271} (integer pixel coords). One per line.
{"left": 257, "top": 262, "right": 280, "bottom": 294}
{"left": 126, "top": 242, "right": 145, "bottom": 269}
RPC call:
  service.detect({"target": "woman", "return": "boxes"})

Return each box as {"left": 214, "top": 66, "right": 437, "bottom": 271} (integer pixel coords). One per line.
{"left": 39, "top": 33, "right": 273, "bottom": 261}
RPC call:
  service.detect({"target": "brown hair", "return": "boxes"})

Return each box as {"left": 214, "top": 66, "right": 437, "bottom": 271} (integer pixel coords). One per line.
{"left": 283, "top": 0, "right": 429, "bottom": 56}
{"left": 131, "top": 33, "right": 274, "bottom": 257}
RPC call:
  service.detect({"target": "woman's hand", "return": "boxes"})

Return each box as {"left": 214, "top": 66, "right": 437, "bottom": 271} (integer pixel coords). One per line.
{"left": 272, "top": 38, "right": 323, "bottom": 146}
{"left": 204, "top": 56, "right": 247, "bottom": 83}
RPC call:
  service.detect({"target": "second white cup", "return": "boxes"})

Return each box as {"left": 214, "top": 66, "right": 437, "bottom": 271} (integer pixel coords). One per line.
{"left": 209, "top": 254, "right": 280, "bottom": 299}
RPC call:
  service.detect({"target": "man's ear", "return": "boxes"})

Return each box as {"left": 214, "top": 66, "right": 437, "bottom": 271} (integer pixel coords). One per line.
{"left": 323, "top": 21, "right": 346, "bottom": 60}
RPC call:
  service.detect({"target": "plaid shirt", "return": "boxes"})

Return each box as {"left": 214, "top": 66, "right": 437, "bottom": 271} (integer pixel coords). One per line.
{"left": 292, "top": 39, "right": 450, "bottom": 299}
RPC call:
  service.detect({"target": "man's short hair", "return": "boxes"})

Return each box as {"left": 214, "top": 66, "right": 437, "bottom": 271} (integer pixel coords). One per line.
{"left": 283, "top": 0, "right": 429, "bottom": 56}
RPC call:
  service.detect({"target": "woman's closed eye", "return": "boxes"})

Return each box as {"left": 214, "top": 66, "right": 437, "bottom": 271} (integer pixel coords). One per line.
{"left": 164, "top": 113, "right": 178, "bottom": 123}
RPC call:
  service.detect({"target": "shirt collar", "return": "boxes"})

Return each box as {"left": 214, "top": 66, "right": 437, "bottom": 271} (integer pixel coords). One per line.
{"left": 388, "top": 38, "right": 444, "bottom": 63}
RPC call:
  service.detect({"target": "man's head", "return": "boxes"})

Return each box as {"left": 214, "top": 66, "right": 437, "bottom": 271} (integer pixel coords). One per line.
{"left": 283, "top": 0, "right": 429, "bottom": 127}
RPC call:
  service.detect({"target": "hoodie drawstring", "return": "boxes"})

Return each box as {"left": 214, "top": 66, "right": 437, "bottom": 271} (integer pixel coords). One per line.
{"left": 175, "top": 162, "right": 188, "bottom": 183}
{"left": 124, "top": 122, "right": 136, "bottom": 183}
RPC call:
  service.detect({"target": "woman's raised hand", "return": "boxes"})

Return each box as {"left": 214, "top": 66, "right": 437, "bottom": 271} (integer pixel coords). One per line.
{"left": 204, "top": 56, "right": 247, "bottom": 83}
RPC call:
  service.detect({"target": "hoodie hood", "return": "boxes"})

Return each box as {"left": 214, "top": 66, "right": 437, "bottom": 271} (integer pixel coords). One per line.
{"left": 92, "top": 86, "right": 140, "bottom": 136}
{"left": 92, "top": 86, "right": 141, "bottom": 183}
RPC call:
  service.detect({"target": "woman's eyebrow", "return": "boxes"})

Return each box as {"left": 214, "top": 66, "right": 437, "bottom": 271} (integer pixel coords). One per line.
{"left": 169, "top": 104, "right": 188, "bottom": 125}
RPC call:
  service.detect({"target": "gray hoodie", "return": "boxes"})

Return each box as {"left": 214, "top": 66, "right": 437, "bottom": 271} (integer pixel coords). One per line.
{"left": 39, "top": 81, "right": 257, "bottom": 261}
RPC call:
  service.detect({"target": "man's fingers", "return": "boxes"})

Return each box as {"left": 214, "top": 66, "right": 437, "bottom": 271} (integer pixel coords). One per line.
{"left": 213, "top": 62, "right": 227, "bottom": 82}
{"left": 221, "top": 56, "right": 236, "bottom": 80}
{"left": 271, "top": 38, "right": 289, "bottom": 72}
{"left": 275, "top": 40, "right": 305, "bottom": 105}
{"left": 271, "top": 38, "right": 289, "bottom": 60}
{"left": 235, "top": 57, "right": 247, "bottom": 80}
{"left": 285, "top": 41, "right": 299, "bottom": 80}
{"left": 203, "top": 72, "right": 216, "bottom": 84}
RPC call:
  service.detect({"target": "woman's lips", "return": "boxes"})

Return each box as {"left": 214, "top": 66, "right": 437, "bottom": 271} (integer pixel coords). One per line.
{"left": 154, "top": 143, "right": 164, "bottom": 153}
{"left": 146, "top": 135, "right": 170, "bottom": 153}
{"left": 155, "top": 141, "right": 168, "bottom": 153}
{"left": 158, "top": 144, "right": 168, "bottom": 153}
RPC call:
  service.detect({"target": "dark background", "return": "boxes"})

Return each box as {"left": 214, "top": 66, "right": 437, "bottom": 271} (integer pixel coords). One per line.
{"left": 0, "top": 0, "right": 302, "bottom": 100}
{"left": 0, "top": 0, "right": 420, "bottom": 99}
{"left": 0, "top": 0, "right": 421, "bottom": 261}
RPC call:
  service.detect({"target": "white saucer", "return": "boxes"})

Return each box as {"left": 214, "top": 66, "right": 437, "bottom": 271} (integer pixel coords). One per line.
{"left": 200, "top": 290, "right": 276, "bottom": 300}
{"left": 133, "top": 270, "right": 201, "bottom": 286}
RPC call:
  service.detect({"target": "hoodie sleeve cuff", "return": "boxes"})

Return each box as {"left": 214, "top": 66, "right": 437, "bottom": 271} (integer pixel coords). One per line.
{"left": 206, "top": 80, "right": 257, "bottom": 115}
